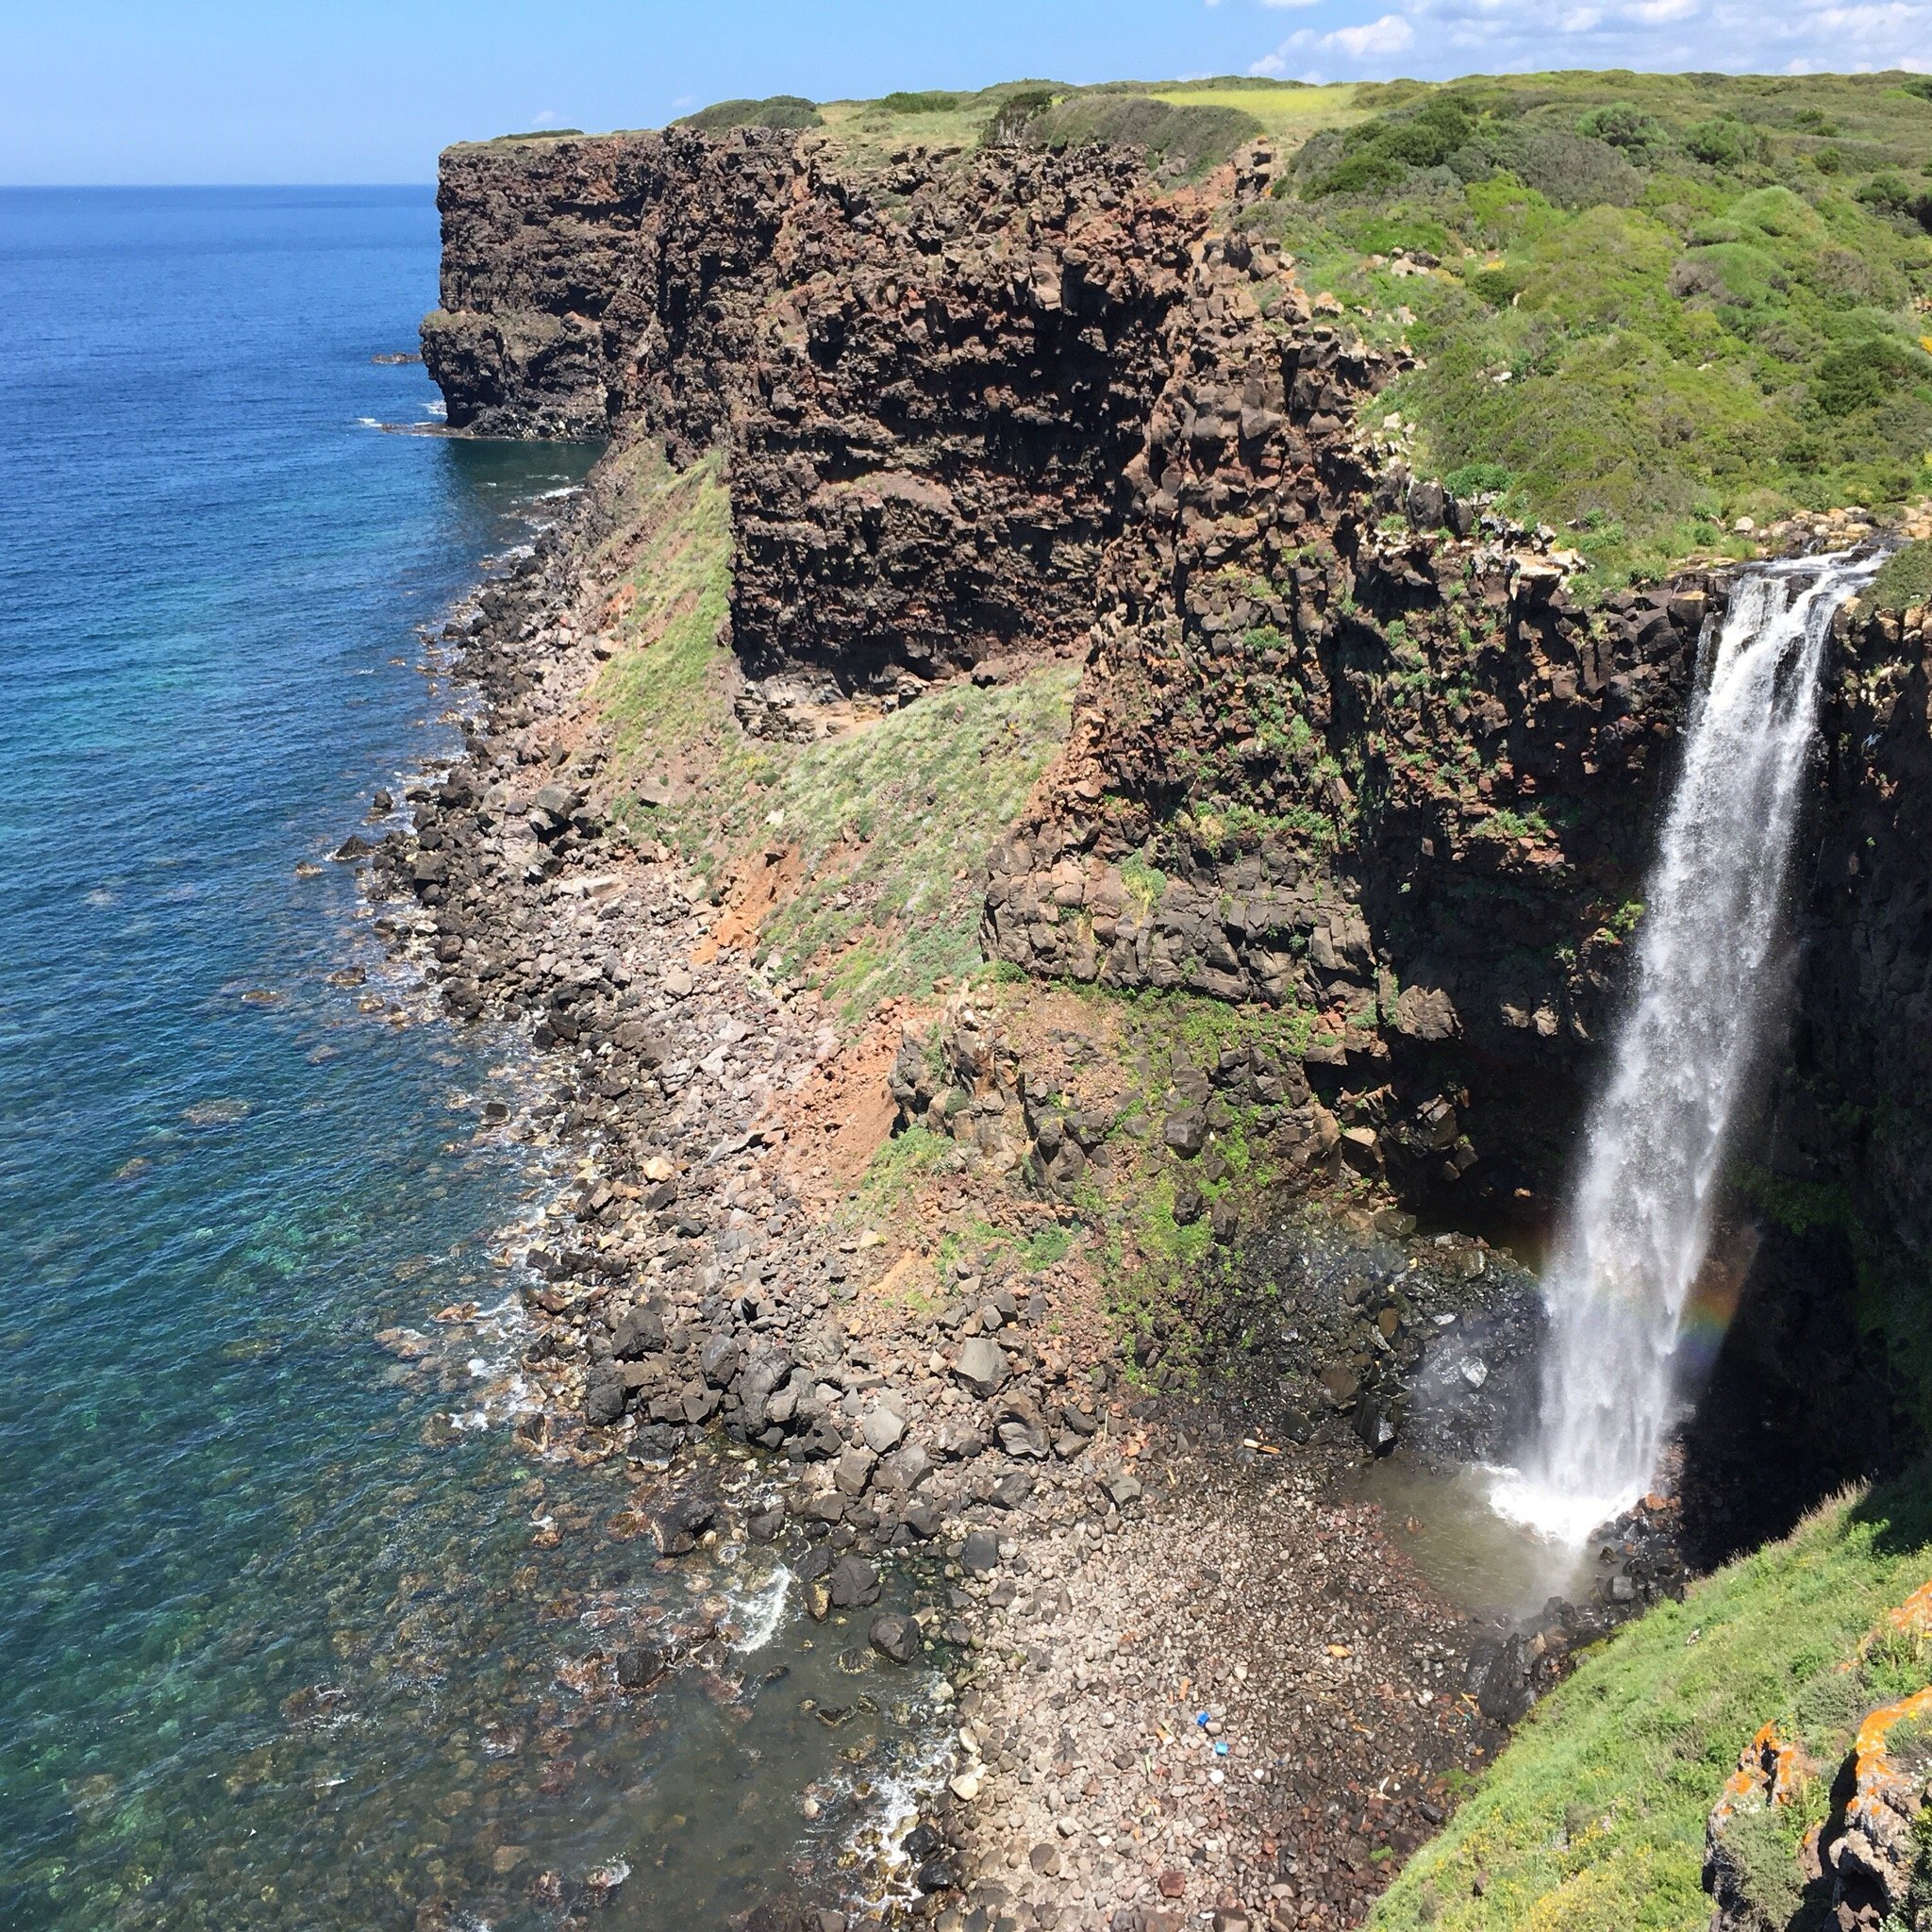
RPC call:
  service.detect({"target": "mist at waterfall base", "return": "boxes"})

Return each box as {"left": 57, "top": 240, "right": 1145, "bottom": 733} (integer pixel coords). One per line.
{"left": 0, "top": 188, "right": 939, "bottom": 1932}
{"left": 1486, "top": 553, "right": 1882, "bottom": 1547}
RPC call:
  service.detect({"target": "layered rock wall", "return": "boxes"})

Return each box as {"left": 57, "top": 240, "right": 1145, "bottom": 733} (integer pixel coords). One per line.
{"left": 978, "top": 243, "right": 1710, "bottom": 1202}
{"left": 427, "top": 130, "right": 1207, "bottom": 688}
{"left": 426, "top": 124, "right": 1932, "bottom": 1441}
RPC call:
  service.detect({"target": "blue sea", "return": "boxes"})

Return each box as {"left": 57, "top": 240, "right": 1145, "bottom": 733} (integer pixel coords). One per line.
{"left": 0, "top": 187, "right": 928, "bottom": 1931}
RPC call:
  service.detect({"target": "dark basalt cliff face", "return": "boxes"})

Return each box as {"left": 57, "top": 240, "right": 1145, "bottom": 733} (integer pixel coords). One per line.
{"left": 428, "top": 127, "right": 1204, "bottom": 688}
{"left": 425, "top": 128, "right": 1932, "bottom": 1463}
{"left": 1723, "top": 600, "right": 1932, "bottom": 1484}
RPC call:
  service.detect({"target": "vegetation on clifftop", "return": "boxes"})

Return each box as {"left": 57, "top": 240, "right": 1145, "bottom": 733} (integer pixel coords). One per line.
{"left": 676, "top": 93, "right": 823, "bottom": 132}
{"left": 1251, "top": 71, "right": 1932, "bottom": 585}
{"left": 1863, "top": 537, "right": 1932, "bottom": 611}
{"left": 667, "top": 68, "right": 1931, "bottom": 584}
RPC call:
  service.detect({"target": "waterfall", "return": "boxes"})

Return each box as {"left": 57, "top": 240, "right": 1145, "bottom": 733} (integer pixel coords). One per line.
{"left": 1492, "top": 551, "right": 1880, "bottom": 1544}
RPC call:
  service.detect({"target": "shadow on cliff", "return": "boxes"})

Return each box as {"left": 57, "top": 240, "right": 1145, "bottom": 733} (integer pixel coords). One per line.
{"left": 1674, "top": 1217, "right": 1910, "bottom": 1573}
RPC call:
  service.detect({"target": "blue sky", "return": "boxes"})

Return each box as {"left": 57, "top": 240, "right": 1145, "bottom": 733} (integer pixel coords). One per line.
{"left": 3, "top": 0, "right": 1926, "bottom": 183}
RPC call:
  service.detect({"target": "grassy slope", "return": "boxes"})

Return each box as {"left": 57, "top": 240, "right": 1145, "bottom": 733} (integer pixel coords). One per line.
{"left": 1862, "top": 535, "right": 1932, "bottom": 610}
{"left": 1149, "top": 81, "right": 1370, "bottom": 142}
{"left": 585, "top": 442, "right": 1075, "bottom": 1022}
{"left": 1247, "top": 71, "right": 1932, "bottom": 589}
{"left": 805, "top": 78, "right": 1366, "bottom": 182}
{"left": 1371, "top": 1480, "right": 1932, "bottom": 1931}
{"left": 753, "top": 669, "right": 1078, "bottom": 1022}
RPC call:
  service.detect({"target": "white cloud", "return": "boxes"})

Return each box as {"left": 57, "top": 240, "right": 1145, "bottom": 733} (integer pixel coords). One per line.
{"left": 1256, "top": 8, "right": 1415, "bottom": 69}
{"left": 1331, "top": 10, "right": 1419, "bottom": 51}
{"left": 1247, "top": 0, "right": 1932, "bottom": 78}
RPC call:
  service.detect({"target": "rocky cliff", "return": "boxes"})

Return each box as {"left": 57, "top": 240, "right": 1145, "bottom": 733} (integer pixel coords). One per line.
{"left": 428, "top": 127, "right": 1205, "bottom": 689}
{"left": 1719, "top": 593, "right": 1932, "bottom": 1494}
{"left": 424, "top": 125, "right": 1932, "bottom": 1473}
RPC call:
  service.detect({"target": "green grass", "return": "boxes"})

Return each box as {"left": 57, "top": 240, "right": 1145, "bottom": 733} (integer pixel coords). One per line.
{"left": 1108, "top": 984, "right": 1321, "bottom": 1067}
{"left": 800, "top": 77, "right": 1365, "bottom": 183}
{"left": 753, "top": 662, "right": 1078, "bottom": 1020}
{"left": 1862, "top": 538, "right": 1932, "bottom": 611}
{"left": 1370, "top": 1478, "right": 1932, "bottom": 1932}
{"left": 875, "top": 91, "right": 962, "bottom": 116}
{"left": 588, "top": 441, "right": 750, "bottom": 830}
{"left": 1032, "top": 983, "right": 1330, "bottom": 1379}
{"left": 1149, "top": 81, "right": 1368, "bottom": 143}
{"left": 851, "top": 1124, "right": 954, "bottom": 1230}
{"left": 587, "top": 440, "right": 1075, "bottom": 1021}
{"left": 935, "top": 1216, "right": 1079, "bottom": 1281}
{"left": 1249, "top": 70, "right": 1932, "bottom": 590}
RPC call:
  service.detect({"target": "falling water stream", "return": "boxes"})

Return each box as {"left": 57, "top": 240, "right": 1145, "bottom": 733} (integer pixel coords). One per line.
{"left": 1491, "top": 551, "right": 1882, "bottom": 1543}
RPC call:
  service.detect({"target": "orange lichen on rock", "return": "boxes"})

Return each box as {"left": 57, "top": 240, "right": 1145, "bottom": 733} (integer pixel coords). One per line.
{"left": 1706, "top": 1721, "right": 1810, "bottom": 1925}
{"left": 1850, "top": 1685, "right": 1932, "bottom": 1793}
{"left": 1840, "top": 1574, "right": 1932, "bottom": 1672}
{"left": 1711, "top": 1721, "right": 1804, "bottom": 1835}
{"left": 1886, "top": 1577, "right": 1932, "bottom": 1640}
{"left": 1811, "top": 1686, "right": 1932, "bottom": 1922}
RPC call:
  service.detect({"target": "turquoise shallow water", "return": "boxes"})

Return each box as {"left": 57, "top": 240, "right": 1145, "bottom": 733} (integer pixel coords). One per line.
{"left": 0, "top": 188, "right": 935, "bottom": 1931}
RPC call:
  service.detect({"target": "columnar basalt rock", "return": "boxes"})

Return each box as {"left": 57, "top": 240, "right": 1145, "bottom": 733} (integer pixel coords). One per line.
{"left": 981, "top": 249, "right": 1712, "bottom": 1201}
{"left": 427, "top": 129, "right": 1209, "bottom": 689}
{"left": 424, "top": 125, "right": 1932, "bottom": 1470}
{"left": 425, "top": 127, "right": 807, "bottom": 442}
{"left": 423, "top": 132, "right": 1706, "bottom": 1203}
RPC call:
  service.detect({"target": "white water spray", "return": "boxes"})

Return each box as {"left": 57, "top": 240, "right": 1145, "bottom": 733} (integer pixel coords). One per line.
{"left": 1493, "top": 552, "right": 1880, "bottom": 1543}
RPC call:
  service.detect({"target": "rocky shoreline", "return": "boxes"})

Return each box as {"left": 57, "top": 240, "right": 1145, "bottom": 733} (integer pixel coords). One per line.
{"left": 334, "top": 478, "right": 1691, "bottom": 1932}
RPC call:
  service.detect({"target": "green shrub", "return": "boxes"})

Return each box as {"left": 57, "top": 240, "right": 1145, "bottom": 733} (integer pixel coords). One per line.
{"left": 1861, "top": 541, "right": 1932, "bottom": 613}
{"left": 1466, "top": 265, "right": 1525, "bottom": 307}
{"left": 984, "top": 86, "right": 1059, "bottom": 143}
{"left": 1442, "top": 461, "right": 1513, "bottom": 495}
{"left": 1005, "top": 91, "right": 1260, "bottom": 178}
{"left": 1512, "top": 130, "right": 1645, "bottom": 208}
{"left": 1374, "top": 98, "right": 1478, "bottom": 168}
{"left": 1311, "top": 149, "right": 1409, "bottom": 198}
{"left": 1683, "top": 115, "right": 1762, "bottom": 168}
{"left": 1813, "top": 336, "right": 1926, "bottom": 417}
{"left": 1717, "top": 1803, "right": 1812, "bottom": 1928}
{"left": 876, "top": 91, "right": 960, "bottom": 114}
{"left": 1857, "top": 171, "right": 1932, "bottom": 227}
{"left": 1578, "top": 103, "right": 1664, "bottom": 151}
{"left": 1859, "top": 170, "right": 1918, "bottom": 210}
{"left": 679, "top": 94, "right": 822, "bottom": 132}
{"left": 1268, "top": 73, "right": 1932, "bottom": 584}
